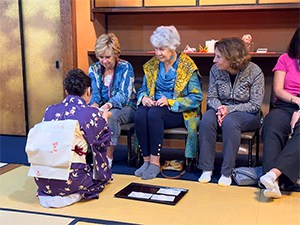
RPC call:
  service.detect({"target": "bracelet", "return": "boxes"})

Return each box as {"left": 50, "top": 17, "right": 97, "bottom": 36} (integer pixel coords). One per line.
{"left": 290, "top": 96, "right": 294, "bottom": 103}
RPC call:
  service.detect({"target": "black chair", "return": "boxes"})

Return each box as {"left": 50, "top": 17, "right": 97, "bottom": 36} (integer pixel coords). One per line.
{"left": 122, "top": 125, "right": 196, "bottom": 170}
{"left": 119, "top": 78, "right": 143, "bottom": 166}
{"left": 130, "top": 127, "right": 198, "bottom": 171}
{"left": 120, "top": 123, "right": 136, "bottom": 166}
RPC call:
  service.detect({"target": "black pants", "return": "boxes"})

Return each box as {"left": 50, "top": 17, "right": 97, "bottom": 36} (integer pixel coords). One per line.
{"left": 134, "top": 106, "right": 184, "bottom": 157}
{"left": 262, "top": 100, "right": 300, "bottom": 184}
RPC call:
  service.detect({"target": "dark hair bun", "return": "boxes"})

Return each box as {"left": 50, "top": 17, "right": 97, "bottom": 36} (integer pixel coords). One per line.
{"left": 64, "top": 69, "right": 91, "bottom": 96}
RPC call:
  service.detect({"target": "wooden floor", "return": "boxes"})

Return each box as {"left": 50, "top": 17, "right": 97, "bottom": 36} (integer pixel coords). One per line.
{"left": 0, "top": 165, "right": 300, "bottom": 225}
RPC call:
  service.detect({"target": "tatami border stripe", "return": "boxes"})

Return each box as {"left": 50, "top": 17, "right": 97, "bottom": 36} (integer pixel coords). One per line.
{"left": 0, "top": 207, "right": 139, "bottom": 225}
{"left": 0, "top": 164, "right": 21, "bottom": 175}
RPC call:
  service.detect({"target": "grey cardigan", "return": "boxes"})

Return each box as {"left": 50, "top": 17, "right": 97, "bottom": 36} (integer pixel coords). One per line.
{"left": 207, "top": 62, "right": 264, "bottom": 114}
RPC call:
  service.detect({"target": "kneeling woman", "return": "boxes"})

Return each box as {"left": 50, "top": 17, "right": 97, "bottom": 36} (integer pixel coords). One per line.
{"left": 33, "top": 69, "right": 112, "bottom": 208}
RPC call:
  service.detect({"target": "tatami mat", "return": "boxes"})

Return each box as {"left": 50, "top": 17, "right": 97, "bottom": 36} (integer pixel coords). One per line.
{"left": 0, "top": 209, "right": 73, "bottom": 225}
{"left": 0, "top": 166, "right": 300, "bottom": 225}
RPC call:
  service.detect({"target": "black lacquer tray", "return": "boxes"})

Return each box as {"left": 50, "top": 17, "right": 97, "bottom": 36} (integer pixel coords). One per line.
{"left": 114, "top": 182, "right": 188, "bottom": 205}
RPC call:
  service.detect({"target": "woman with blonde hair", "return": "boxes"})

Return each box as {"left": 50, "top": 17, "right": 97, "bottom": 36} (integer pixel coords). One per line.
{"left": 88, "top": 33, "right": 136, "bottom": 167}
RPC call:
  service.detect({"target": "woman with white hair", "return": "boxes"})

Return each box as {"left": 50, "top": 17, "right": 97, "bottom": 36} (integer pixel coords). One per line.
{"left": 134, "top": 25, "right": 203, "bottom": 180}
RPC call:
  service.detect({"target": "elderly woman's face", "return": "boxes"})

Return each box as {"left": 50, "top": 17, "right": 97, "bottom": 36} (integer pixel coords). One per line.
{"left": 213, "top": 48, "right": 230, "bottom": 71}
{"left": 98, "top": 52, "right": 116, "bottom": 70}
{"left": 154, "top": 47, "right": 173, "bottom": 63}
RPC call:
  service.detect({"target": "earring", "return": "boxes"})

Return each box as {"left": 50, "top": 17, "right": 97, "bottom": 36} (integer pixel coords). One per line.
{"left": 170, "top": 54, "right": 174, "bottom": 61}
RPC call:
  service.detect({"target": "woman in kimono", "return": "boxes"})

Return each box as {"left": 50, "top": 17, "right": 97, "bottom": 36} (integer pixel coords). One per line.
{"left": 35, "top": 69, "right": 112, "bottom": 208}
{"left": 134, "top": 25, "right": 203, "bottom": 180}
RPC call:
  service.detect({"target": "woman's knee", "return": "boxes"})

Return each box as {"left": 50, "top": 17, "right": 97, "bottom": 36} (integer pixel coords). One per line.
{"left": 222, "top": 116, "right": 239, "bottom": 131}
{"left": 200, "top": 110, "right": 217, "bottom": 129}
{"left": 134, "top": 107, "right": 148, "bottom": 124}
{"left": 147, "top": 107, "right": 163, "bottom": 121}
{"left": 263, "top": 111, "right": 290, "bottom": 136}
{"left": 108, "top": 111, "right": 120, "bottom": 124}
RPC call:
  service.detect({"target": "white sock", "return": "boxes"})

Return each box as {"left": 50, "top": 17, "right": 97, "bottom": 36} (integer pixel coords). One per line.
{"left": 38, "top": 193, "right": 82, "bottom": 208}
{"left": 260, "top": 171, "right": 277, "bottom": 190}
{"left": 263, "top": 186, "right": 282, "bottom": 199}
{"left": 198, "top": 171, "right": 212, "bottom": 183}
{"left": 218, "top": 175, "right": 232, "bottom": 187}
{"left": 107, "top": 156, "right": 113, "bottom": 168}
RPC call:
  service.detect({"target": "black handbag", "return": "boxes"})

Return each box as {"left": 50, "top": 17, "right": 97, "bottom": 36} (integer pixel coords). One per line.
{"left": 232, "top": 166, "right": 262, "bottom": 186}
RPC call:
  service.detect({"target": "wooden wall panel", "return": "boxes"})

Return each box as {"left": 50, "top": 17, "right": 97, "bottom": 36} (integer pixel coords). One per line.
{"left": 259, "top": 0, "right": 300, "bottom": 3}
{"left": 0, "top": 0, "right": 26, "bottom": 135}
{"left": 104, "top": 10, "right": 298, "bottom": 117}
{"left": 106, "top": 10, "right": 298, "bottom": 53}
{"left": 95, "top": 0, "right": 142, "bottom": 7}
{"left": 76, "top": 0, "right": 101, "bottom": 73}
{"left": 22, "top": 0, "right": 64, "bottom": 128}
{"left": 145, "top": 0, "right": 196, "bottom": 6}
{"left": 200, "top": 0, "right": 256, "bottom": 5}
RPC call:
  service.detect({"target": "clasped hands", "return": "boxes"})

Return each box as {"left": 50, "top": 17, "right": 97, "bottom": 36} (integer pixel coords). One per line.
{"left": 142, "top": 96, "right": 169, "bottom": 107}
{"left": 216, "top": 105, "right": 229, "bottom": 126}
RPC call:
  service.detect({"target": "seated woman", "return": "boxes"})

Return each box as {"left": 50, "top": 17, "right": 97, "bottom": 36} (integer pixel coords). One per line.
{"left": 260, "top": 26, "right": 300, "bottom": 199}
{"left": 134, "top": 25, "right": 203, "bottom": 180}
{"left": 88, "top": 33, "right": 136, "bottom": 167}
{"left": 198, "top": 37, "right": 264, "bottom": 186}
{"left": 34, "top": 69, "right": 112, "bottom": 208}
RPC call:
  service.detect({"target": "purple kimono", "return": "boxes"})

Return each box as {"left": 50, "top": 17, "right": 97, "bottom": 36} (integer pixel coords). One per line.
{"left": 34, "top": 95, "right": 112, "bottom": 199}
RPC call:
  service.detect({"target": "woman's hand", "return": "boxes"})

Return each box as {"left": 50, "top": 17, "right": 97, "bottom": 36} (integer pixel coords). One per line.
{"left": 101, "top": 110, "right": 110, "bottom": 123}
{"left": 91, "top": 102, "right": 99, "bottom": 108}
{"left": 99, "top": 102, "right": 112, "bottom": 112}
{"left": 216, "top": 105, "right": 229, "bottom": 126}
{"left": 142, "top": 96, "right": 156, "bottom": 107}
{"left": 155, "top": 96, "right": 169, "bottom": 107}
{"left": 290, "top": 110, "right": 300, "bottom": 134}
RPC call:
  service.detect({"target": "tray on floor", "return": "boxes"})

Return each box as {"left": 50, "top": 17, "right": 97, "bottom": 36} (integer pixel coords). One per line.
{"left": 114, "top": 182, "right": 188, "bottom": 205}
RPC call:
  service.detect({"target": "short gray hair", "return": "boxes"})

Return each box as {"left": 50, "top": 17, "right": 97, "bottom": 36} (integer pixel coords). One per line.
{"left": 150, "top": 25, "right": 181, "bottom": 50}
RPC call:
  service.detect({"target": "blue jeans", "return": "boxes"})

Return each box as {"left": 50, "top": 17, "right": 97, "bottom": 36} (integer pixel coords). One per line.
{"left": 134, "top": 106, "right": 184, "bottom": 157}
{"left": 108, "top": 106, "right": 135, "bottom": 145}
{"left": 198, "top": 109, "right": 260, "bottom": 177}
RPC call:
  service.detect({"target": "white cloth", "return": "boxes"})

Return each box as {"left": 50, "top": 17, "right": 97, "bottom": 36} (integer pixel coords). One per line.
{"left": 26, "top": 120, "right": 87, "bottom": 180}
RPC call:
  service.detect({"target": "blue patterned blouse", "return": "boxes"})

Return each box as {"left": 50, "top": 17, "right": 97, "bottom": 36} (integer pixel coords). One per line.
{"left": 88, "top": 59, "right": 136, "bottom": 109}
